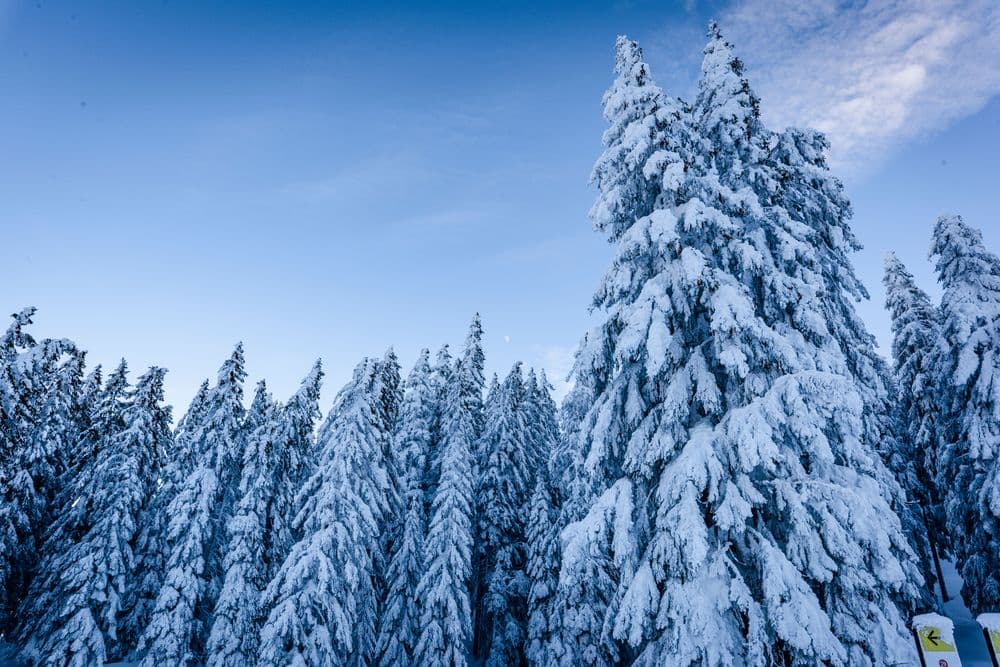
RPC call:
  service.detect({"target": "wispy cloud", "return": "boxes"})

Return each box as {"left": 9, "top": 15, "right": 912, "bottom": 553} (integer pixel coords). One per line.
{"left": 715, "top": 0, "right": 1000, "bottom": 172}
{"left": 532, "top": 343, "right": 577, "bottom": 402}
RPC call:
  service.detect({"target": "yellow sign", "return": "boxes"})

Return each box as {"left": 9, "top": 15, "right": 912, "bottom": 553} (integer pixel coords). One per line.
{"left": 990, "top": 629, "right": 1000, "bottom": 656}
{"left": 919, "top": 626, "right": 957, "bottom": 653}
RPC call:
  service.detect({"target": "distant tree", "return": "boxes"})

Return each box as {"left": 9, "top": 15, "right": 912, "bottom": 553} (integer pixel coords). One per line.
{"left": 376, "top": 349, "right": 436, "bottom": 664}
{"left": 414, "top": 317, "right": 484, "bottom": 667}
{"left": 475, "top": 364, "right": 531, "bottom": 666}
{"left": 138, "top": 345, "right": 247, "bottom": 666}
{"left": 19, "top": 367, "right": 170, "bottom": 666}
{"left": 525, "top": 476, "right": 562, "bottom": 667}
{"left": 258, "top": 356, "right": 397, "bottom": 665}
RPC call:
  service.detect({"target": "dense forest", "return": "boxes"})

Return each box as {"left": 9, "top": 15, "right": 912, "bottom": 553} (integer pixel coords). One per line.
{"left": 3, "top": 24, "right": 999, "bottom": 667}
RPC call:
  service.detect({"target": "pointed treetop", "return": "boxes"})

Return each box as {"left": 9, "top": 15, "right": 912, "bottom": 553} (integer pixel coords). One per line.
{"left": 434, "top": 344, "right": 453, "bottom": 375}
{"left": 105, "top": 359, "right": 130, "bottom": 392}
{"left": 932, "top": 214, "right": 1000, "bottom": 283}
{"left": 695, "top": 20, "right": 763, "bottom": 167}
{"left": 133, "top": 367, "right": 168, "bottom": 406}
{"left": 613, "top": 35, "right": 652, "bottom": 87}
{"left": 217, "top": 343, "right": 247, "bottom": 388}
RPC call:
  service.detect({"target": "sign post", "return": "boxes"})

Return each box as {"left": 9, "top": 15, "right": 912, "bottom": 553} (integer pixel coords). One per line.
{"left": 976, "top": 613, "right": 1000, "bottom": 667}
{"left": 912, "top": 613, "right": 962, "bottom": 667}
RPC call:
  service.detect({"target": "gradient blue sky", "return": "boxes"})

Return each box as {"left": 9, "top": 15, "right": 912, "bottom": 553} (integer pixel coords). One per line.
{"left": 3, "top": 0, "right": 999, "bottom": 411}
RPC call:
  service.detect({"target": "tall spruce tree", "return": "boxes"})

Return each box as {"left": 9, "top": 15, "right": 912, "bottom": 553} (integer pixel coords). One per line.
{"left": 475, "top": 363, "right": 531, "bottom": 666}
{"left": 19, "top": 367, "right": 171, "bottom": 666}
{"left": 525, "top": 476, "right": 562, "bottom": 667}
{"left": 0, "top": 308, "right": 77, "bottom": 634}
{"left": 204, "top": 381, "right": 278, "bottom": 667}
{"left": 257, "top": 356, "right": 397, "bottom": 665}
{"left": 376, "top": 349, "right": 436, "bottom": 664}
{"left": 884, "top": 251, "right": 947, "bottom": 592}
{"left": 138, "top": 345, "right": 247, "bottom": 666}
{"left": 414, "top": 317, "right": 484, "bottom": 667}
{"left": 931, "top": 214, "right": 1000, "bottom": 613}
{"left": 425, "top": 344, "right": 454, "bottom": 510}
{"left": 558, "top": 30, "right": 922, "bottom": 666}
{"left": 124, "top": 377, "right": 212, "bottom": 652}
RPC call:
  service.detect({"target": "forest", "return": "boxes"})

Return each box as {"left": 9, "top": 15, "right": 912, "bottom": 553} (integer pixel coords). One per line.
{"left": 3, "top": 23, "right": 999, "bottom": 667}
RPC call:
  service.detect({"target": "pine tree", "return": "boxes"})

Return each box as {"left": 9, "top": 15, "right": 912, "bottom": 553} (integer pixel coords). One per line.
{"left": 138, "top": 345, "right": 247, "bottom": 666}
{"left": 204, "top": 382, "right": 277, "bottom": 667}
{"left": 559, "top": 30, "right": 922, "bottom": 666}
{"left": 258, "top": 357, "right": 396, "bottom": 665}
{"left": 19, "top": 367, "right": 171, "bottom": 666}
{"left": 425, "top": 344, "right": 454, "bottom": 510}
{"left": 123, "top": 377, "right": 211, "bottom": 652}
{"left": 884, "top": 252, "right": 947, "bottom": 589}
{"left": 376, "top": 349, "right": 437, "bottom": 663}
{"left": 0, "top": 308, "right": 78, "bottom": 634}
{"left": 376, "top": 469, "right": 427, "bottom": 665}
{"left": 414, "top": 317, "right": 484, "bottom": 667}
{"left": 525, "top": 477, "right": 561, "bottom": 667}
{"left": 475, "top": 363, "right": 531, "bottom": 666}
{"left": 931, "top": 214, "right": 1000, "bottom": 614}
{"left": 270, "top": 361, "right": 323, "bottom": 563}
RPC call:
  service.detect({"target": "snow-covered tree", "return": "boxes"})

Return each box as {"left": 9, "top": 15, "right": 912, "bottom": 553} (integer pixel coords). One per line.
{"left": 414, "top": 317, "right": 484, "bottom": 667}
{"left": 137, "top": 345, "right": 247, "bottom": 666}
{"left": 376, "top": 466, "right": 427, "bottom": 665}
{"left": 558, "top": 29, "right": 922, "bottom": 666}
{"left": 204, "top": 381, "right": 277, "bottom": 667}
{"left": 931, "top": 214, "right": 1000, "bottom": 613}
{"left": 375, "top": 349, "right": 437, "bottom": 663}
{"left": 522, "top": 369, "right": 559, "bottom": 487}
{"left": 525, "top": 475, "right": 562, "bottom": 667}
{"left": 206, "top": 363, "right": 322, "bottom": 667}
{"left": 19, "top": 367, "right": 171, "bottom": 666}
{"left": 884, "top": 252, "right": 947, "bottom": 584}
{"left": 257, "top": 356, "right": 396, "bottom": 666}
{"left": 425, "top": 344, "right": 454, "bottom": 509}
{"left": 123, "top": 377, "right": 211, "bottom": 651}
{"left": 475, "top": 363, "right": 531, "bottom": 665}
{"left": 0, "top": 309, "right": 77, "bottom": 634}
{"left": 270, "top": 361, "right": 323, "bottom": 561}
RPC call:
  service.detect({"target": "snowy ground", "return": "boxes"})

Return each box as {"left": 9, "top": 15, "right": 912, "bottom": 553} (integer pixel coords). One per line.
{"left": 941, "top": 559, "right": 994, "bottom": 666}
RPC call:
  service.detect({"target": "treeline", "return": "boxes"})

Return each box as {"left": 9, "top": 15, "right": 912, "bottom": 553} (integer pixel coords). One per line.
{"left": 3, "top": 21, "right": 1000, "bottom": 667}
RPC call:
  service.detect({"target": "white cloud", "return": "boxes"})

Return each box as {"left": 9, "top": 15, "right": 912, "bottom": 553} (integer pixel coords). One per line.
{"left": 716, "top": 0, "right": 1000, "bottom": 172}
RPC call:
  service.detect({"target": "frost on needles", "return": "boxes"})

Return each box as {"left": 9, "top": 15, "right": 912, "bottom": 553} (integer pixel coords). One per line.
{"left": 554, "top": 27, "right": 924, "bottom": 666}
{"left": 6, "top": 21, "right": 999, "bottom": 667}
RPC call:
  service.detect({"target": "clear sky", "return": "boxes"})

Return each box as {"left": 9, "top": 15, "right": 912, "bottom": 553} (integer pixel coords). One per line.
{"left": 3, "top": 0, "right": 998, "bottom": 413}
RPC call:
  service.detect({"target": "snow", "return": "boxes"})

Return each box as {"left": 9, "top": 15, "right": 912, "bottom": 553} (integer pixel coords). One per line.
{"left": 940, "top": 558, "right": 994, "bottom": 666}
{"left": 977, "top": 614, "right": 1000, "bottom": 633}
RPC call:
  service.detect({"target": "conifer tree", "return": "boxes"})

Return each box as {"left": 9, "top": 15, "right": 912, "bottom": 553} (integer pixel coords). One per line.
{"left": 884, "top": 252, "right": 947, "bottom": 589}
{"left": 123, "top": 377, "right": 211, "bottom": 651}
{"left": 258, "top": 357, "right": 396, "bottom": 665}
{"left": 931, "top": 214, "right": 1000, "bottom": 613}
{"left": 475, "top": 363, "right": 531, "bottom": 666}
{"left": 525, "top": 477, "right": 562, "bottom": 667}
{"left": 425, "top": 344, "right": 454, "bottom": 509}
{"left": 19, "top": 367, "right": 170, "bottom": 666}
{"left": 204, "top": 382, "right": 277, "bottom": 667}
{"left": 414, "top": 317, "right": 484, "bottom": 667}
{"left": 0, "top": 309, "right": 77, "bottom": 634}
{"left": 376, "top": 349, "right": 437, "bottom": 663}
{"left": 138, "top": 345, "right": 247, "bottom": 666}
{"left": 559, "top": 30, "right": 922, "bottom": 666}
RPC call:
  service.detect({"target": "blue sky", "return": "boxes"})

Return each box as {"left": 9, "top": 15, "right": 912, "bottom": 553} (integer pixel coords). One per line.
{"left": 3, "top": 0, "right": 998, "bottom": 411}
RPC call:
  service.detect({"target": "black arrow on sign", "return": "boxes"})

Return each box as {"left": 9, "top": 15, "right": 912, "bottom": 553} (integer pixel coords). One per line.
{"left": 926, "top": 630, "right": 941, "bottom": 647}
